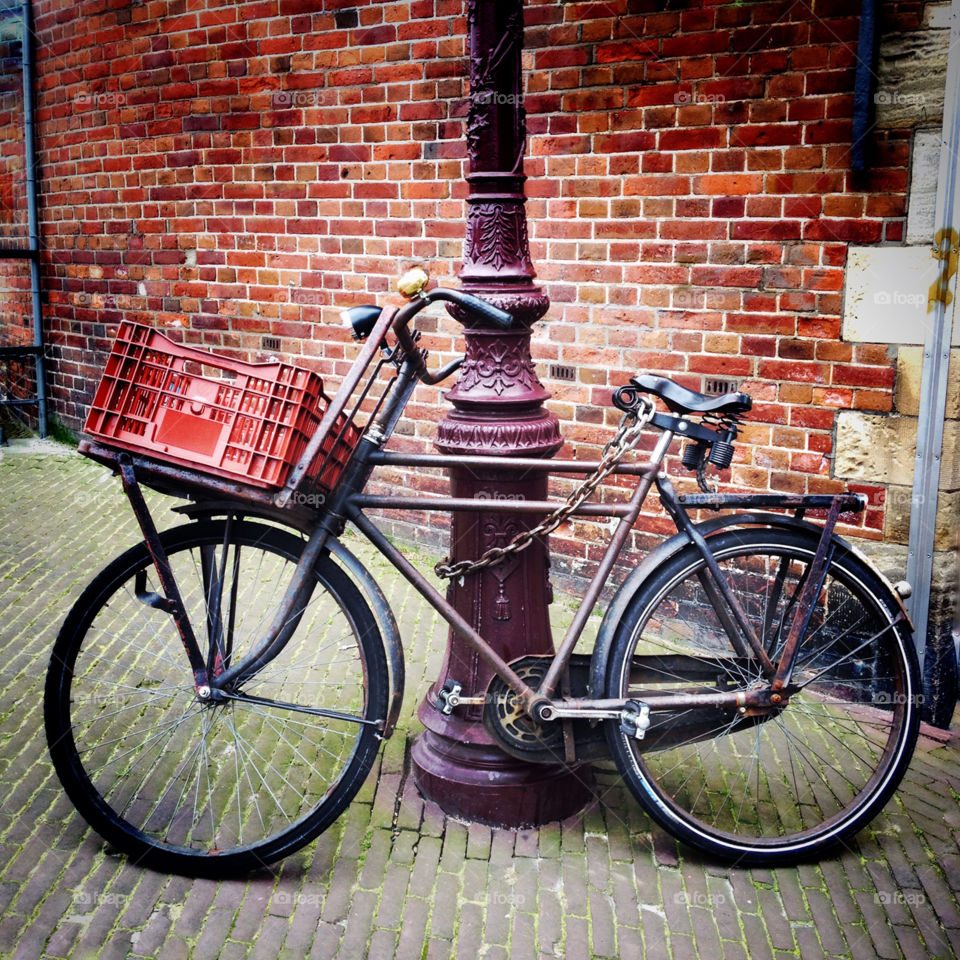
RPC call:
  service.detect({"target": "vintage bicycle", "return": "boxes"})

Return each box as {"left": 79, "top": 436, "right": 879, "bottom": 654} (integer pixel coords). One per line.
{"left": 44, "top": 272, "right": 920, "bottom": 876}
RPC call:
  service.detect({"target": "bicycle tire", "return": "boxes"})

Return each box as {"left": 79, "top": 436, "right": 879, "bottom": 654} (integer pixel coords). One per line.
{"left": 45, "top": 519, "right": 388, "bottom": 877}
{"left": 604, "top": 527, "right": 920, "bottom": 865}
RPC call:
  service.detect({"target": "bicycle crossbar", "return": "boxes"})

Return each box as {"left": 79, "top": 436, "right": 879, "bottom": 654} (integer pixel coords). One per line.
{"left": 368, "top": 450, "right": 654, "bottom": 475}
{"left": 350, "top": 494, "right": 634, "bottom": 517}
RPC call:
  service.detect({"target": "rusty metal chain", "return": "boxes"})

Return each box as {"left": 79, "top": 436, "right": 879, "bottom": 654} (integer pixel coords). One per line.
{"left": 434, "top": 397, "right": 656, "bottom": 580}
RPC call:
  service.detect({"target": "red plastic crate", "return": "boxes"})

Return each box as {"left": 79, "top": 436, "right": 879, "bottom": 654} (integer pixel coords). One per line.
{"left": 84, "top": 321, "right": 360, "bottom": 494}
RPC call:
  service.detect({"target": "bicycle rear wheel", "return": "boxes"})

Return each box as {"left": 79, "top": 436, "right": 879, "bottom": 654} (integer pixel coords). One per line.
{"left": 45, "top": 519, "right": 388, "bottom": 876}
{"left": 604, "top": 527, "right": 920, "bottom": 864}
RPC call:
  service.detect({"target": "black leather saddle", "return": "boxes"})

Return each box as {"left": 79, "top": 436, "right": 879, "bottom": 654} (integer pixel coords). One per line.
{"left": 630, "top": 374, "right": 752, "bottom": 416}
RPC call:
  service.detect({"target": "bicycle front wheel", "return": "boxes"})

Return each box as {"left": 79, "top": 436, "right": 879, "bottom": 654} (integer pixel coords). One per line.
{"left": 605, "top": 527, "right": 920, "bottom": 864}
{"left": 45, "top": 519, "right": 388, "bottom": 876}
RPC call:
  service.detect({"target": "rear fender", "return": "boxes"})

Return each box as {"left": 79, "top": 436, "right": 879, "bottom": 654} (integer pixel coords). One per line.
{"left": 587, "top": 511, "right": 895, "bottom": 697}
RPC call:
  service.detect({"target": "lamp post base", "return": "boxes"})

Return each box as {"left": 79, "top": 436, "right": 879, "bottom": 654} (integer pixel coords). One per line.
{"left": 411, "top": 704, "right": 593, "bottom": 828}
{"left": 411, "top": 0, "right": 589, "bottom": 833}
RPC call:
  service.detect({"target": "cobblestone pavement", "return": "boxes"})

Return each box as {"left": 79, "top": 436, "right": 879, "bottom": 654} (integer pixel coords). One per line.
{"left": 1, "top": 443, "right": 959, "bottom": 960}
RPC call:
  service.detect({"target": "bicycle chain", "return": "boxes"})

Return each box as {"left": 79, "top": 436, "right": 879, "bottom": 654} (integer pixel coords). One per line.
{"left": 434, "top": 398, "right": 656, "bottom": 580}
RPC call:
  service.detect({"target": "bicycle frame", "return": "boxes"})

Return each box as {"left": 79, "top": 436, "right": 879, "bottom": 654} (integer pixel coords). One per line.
{"left": 57, "top": 289, "right": 922, "bottom": 874}
{"left": 196, "top": 346, "right": 684, "bottom": 717}
{"left": 345, "top": 429, "right": 674, "bottom": 711}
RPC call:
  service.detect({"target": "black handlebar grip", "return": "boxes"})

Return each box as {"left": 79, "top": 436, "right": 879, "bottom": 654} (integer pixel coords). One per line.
{"left": 456, "top": 292, "right": 513, "bottom": 329}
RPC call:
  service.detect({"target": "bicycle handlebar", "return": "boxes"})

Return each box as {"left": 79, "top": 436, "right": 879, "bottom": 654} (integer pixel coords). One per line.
{"left": 431, "top": 288, "right": 514, "bottom": 329}
{"left": 395, "top": 287, "right": 513, "bottom": 330}
{"left": 343, "top": 288, "right": 513, "bottom": 385}
{"left": 386, "top": 288, "right": 513, "bottom": 384}
{"left": 342, "top": 289, "right": 512, "bottom": 346}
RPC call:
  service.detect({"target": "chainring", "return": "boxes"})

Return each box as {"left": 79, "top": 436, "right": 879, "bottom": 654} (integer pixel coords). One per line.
{"left": 482, "top": 654, "right": 608, "bottom": 764}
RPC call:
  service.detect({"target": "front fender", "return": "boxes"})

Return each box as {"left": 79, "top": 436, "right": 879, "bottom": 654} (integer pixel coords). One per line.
{"left": 325, "top": 538, "right": 405, "bottom": 739}
{"left": 587, "top": 511, "right": 875, "bottom": 698}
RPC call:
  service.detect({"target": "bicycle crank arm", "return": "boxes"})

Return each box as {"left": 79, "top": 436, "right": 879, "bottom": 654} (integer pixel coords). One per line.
{"left": 538, "top": 699, "right": 651, "bottom": 740}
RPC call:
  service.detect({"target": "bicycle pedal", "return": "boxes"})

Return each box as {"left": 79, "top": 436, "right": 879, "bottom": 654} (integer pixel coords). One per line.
{"left": 436, "top": 679, "right": 486, "bottom": 715}
{"left": 436, "top": 679, "right": 462, "bottom": 716}
{"left": 619, "top": 700, "right": 651, "bottom": 741}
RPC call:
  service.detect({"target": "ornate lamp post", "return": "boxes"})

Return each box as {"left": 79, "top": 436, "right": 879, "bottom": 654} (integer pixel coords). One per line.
{"left": 410, "top": 0, "right": 593, "bottom": 825}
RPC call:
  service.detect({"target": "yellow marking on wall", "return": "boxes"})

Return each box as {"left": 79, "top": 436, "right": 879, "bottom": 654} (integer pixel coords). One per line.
{"left": 928, "top": 227, "right": 959, "bottom": 312}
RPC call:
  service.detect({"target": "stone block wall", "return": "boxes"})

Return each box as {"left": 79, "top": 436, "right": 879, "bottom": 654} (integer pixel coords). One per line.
{"left": 832, "top": 0, "right": 959, "bottom": 722}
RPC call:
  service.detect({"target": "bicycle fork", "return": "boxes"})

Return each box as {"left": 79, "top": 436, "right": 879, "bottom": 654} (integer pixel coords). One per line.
{"left": 118, "top": 457, "right": 211, "bottom": 696}
{"left": 118, "top": 456, "right": 329, "bottom": 701}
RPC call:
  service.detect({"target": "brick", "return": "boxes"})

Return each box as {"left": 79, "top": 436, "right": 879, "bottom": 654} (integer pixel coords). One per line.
{"left": 731, "top": 220, "right": 803, "bottom": 241}
{"left": 689, "top": 354, "right": 753, "bottom": 376}
{"left": 759, "top": 359, "right": 830, "bottom": 383}
{"left": 693, "top": 173, "right": 763, "bottom": 195}
{"left": 662, "top": 31, "right": 731, "bottom": 57}
{"left": 659, "top": 127, "right": 726, "bottom": 151}
{"left": 805, "top": 119, "right": 854, "bottom": 144}
{"left": 832, "top": 364, "right": 896, "bottom": 389}
{"left": 732, "top": 124, "right": 803, "bottom": 147}
{"left": 804, "top": 218, "right": 883, "bottom": 243}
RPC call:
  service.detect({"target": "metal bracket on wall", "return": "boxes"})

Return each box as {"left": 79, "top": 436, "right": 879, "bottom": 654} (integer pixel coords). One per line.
{"left": 0, "top": 1, "right": 47, "bottom": 437}
{"left": 904, "top": 0, "right": 960, "bottom": 666}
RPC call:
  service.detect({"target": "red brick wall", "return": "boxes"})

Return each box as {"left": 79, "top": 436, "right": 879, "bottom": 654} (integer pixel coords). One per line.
{"left": 29, "top": 0, "right": 919, "bottom": 570}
